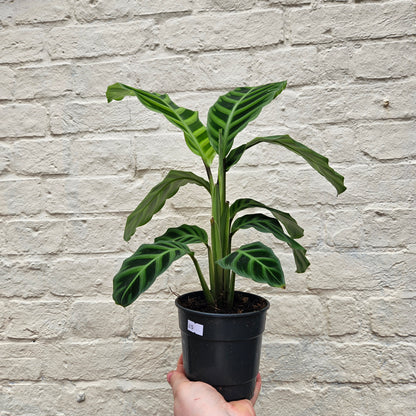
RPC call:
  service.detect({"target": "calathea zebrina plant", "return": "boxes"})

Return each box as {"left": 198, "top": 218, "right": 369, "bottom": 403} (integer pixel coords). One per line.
{"left": 107, "top": 81, "right": 346, "bottom": 310}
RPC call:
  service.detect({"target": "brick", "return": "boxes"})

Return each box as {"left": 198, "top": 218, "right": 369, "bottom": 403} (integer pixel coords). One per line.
{"left": 0, "top": 222, "right": 5, "bottom": 249}
{"left": 324, "top": 208, "right": 363, "bottom": 248}
{"left": 131, "top": 298, "right": 178, "bottom": 338}
{"left": 262, "top": 341, "right": 309, "bottom": 382}
{"left": 0, "top": 258, "right": 49, "bottom": 298}
{"left": 0, "top": 358, "right": 41, "bottom": 381}
{"left": 257, "top": 387, "right": 316, "bottom": 416}
{"left": 11, "top": 139, "right": 71, "bottom": 175}
{"left": 41, "top": 340, "right": 178, "bottom": 381}
{"left": 162, "top": 10, "right": 284, "bottom": 52}
{"left": 312, "top": 125, "right": 358, "bottom": 163}
{"left": 6, "top": 301, "right": 69, "bottom": 340}
{"left": 0, "top": 104, "right": 48, "bottom": 138}
{"left": 268, "top": 0, "right": 310, "bottom": 4}
{"left": 50, "top": 100, "right": 159, "bottom": 135}
{"left": 306, "top": 251, "right": 381, "bottom": 290}
{"left": 44, "top": 177, "right": 139, "bottom": 214}
{"left": 269, "top": 385, "right": 416, "bottom": 416}
{"left": 132, "top": 0, "right": 193, "bottom": 15}
{"left": 15, "top": 64, "right": 72, "bottom": 99}
{"left": 0, "top": 29, "right": 45, "bottom": 63}
{"left": 72, "top": 61, "right": 132, "bottom": 98}
{"left": 263, "top": 341, "right": 416, "bottom": 384}
{"left": 0, "top": 382, "right": 172, "bottom": 416}
{"left": 357, "top": 121, "right": 416, "bottom": 161}
{"left": 345, "top": 163, "right": 416, "bottom": 205}
{"left": 134, "top": 132, "right": 205, "bottom": 171}
{"left": 0, "top": 179, "right": 43, "bottom": 215}
{"left": 2, "top": 0, "right": 70, "bottom": 25}
{"left": 277, "top": 81, "right": 416, "bottom": 125}
{"left": 48, "top": 21, "right": 158, "bottom": 59}
{"left": 289, "top": 2, "right": 416, "bottom": 44}
{"left": 75, "top": 0, "right": 193, "bottom": 22}
{"left": 64, "top": 217, "right": 127, "bottom": 254}
{"left": 266, "top": 295, "right": 325, "bottom": 336}
{"left": 74, "top": 0, "right": 132, "bottom": 22}
{"left": 69, "top": 300, "right": 130, "bottom": 338}
{"left": 0, "top": 343, "right": 42, "bottom": 381}
{"left": 130, "top": 56, "right": 197, "bottom": 93}
{"left": 317, "top": 45, "right": 352, "bottom": 81}
{"left": 227, "top": 165, "right": 336, "bottom": 210}
{"left": 353, "top": 41, "right": 416, "bottom": 79}
{"left": 4, "top": 220, "right": 65, "bottom": 255}
{"left": 0, "top": 67, "right": 15, "bottom": 99}
{"left": 193, "top": 52, "right": 254, "bottom": 90}
{"left": 309, "top": 250, "right": 416, "bottom": 293}
{"left": 69, "top": 137, "right": 134, "bottom": 175}
{"left": 47, "top": 256, "right": 120, "bottom": 297}
{"left": 0, "top": 300, "right": 6, "bottom": 332}
{"left": 363, "top": 208, "right": 415, "bottom": 249}
{"left": 377, "top": 343, "right": 416, "bottom": 383}
{"left": 193, "top": 0, "right": 256, "bottom": 10}
{"left": 0, "top": 143, "right": 10, "bottom": 173}
{"left": 369, "top": 298, "right": 416, "bottom": 337}
{"left": 249, "top": 47, "right": 320, "bottom": 87}
{"left": 327, "top": 296, "right": 360, "bottom": 336}
{"left": 264, "top": 341, "right": 409, "bottom": 385}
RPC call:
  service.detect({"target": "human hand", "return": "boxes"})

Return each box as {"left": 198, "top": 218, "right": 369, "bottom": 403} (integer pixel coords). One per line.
{"left": 167, "top": 355, "right": 261, "bottom": 416}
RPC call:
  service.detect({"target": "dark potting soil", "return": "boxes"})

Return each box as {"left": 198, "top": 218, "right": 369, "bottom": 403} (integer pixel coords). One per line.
{"left": 177, "top": 291, "right": 268, "bottom": 314}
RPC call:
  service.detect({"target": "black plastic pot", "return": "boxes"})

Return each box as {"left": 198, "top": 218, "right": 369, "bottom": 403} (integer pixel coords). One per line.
{"left": 175, "top": 291, "right": 269, "bottom": 402}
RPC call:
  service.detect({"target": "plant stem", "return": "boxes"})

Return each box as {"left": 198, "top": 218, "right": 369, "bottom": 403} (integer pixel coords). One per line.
{"left": 189, "top": 252, "right": 215, "bottom": 305}
{"left": 227, "top": 271, "right": 236, "bottom": 307}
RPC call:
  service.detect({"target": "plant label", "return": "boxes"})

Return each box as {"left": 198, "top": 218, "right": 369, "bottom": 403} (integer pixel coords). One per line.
{"left": 187, "top": 319, "right": 204, "bottom": 336}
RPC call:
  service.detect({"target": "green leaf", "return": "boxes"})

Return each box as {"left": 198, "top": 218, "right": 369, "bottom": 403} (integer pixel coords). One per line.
{"left": 106, "top": 83, "right": 215, "bottom": 166}
{"left": 154, "top": 224, "right": 208, "bottom": 246}
{"left": 113, "top": 240, "right": 190, "bottom": 307}
{"left": 226, "top": 134, "right": 346, "bottom": 195}
{"left": 230, "top": 198, "right": 304, "bottom": 239}
{"left": 124, "top": 170, "right": 210, "bottom": 241}
{"left": 231, "top": 214, "right": 310, "bottom": 273}
{"left": 217, "top": 242, "right": 285, "bottom": 288}
{"left": 207, "top": 82, "right": 287, "bottom": 156}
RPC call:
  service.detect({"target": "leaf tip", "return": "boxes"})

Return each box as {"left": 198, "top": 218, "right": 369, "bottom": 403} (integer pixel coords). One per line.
{"left": 337, "top": 184, "right": 347, "bottom": 196}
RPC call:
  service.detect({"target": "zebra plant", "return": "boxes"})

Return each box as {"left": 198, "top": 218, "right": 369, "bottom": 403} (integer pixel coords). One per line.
{"left": 107, "top": 81, "right": 346, "bottom": 309}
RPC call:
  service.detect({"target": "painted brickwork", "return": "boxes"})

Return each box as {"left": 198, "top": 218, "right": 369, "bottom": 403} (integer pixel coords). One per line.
{"left": 0, "top": 0, "right": 415, "bottom": 414}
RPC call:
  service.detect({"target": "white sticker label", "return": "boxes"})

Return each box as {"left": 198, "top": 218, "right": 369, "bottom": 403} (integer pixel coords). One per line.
{"left": 187, "top": 320, "right": 204, "bottom": 336}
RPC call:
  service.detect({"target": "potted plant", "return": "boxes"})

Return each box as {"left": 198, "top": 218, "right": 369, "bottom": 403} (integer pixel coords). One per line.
{"left": 106, "top": 81, "right": 346, "bottom": 401}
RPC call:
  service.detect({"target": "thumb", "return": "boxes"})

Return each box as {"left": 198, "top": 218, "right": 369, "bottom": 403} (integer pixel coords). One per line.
{"left": 167, "top": 369, "right": 189, "bottom": 391}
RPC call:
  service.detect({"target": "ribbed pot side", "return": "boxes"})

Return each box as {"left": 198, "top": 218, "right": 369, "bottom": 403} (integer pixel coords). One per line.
{"left": 176, "top": 291, "right": 270, "bottom": 402}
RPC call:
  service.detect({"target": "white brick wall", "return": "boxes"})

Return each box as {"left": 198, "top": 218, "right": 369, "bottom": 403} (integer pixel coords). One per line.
{"left": 0, "top": 1, "right": 415, "bottom": 414}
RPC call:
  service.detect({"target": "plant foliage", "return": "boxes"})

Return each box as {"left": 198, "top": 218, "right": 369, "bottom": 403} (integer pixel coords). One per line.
{"left": 107, "top": 81, "right": 346, "bottom": 309}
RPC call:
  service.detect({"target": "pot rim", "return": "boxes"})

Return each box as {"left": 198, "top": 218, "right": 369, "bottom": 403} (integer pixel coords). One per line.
{"left": 175, "top": 290, "right": 270, "bottom": 318}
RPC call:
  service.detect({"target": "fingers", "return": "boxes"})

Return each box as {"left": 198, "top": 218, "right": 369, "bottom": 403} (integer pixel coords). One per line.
{"left": 167, "top": 354, "right": 188, "bottom": 390}
{"left": 167, "top": 367, "right": 188, "bottom": 391}
{"left": 176, "top": 354, "right": 185, "bottom": 374}
{"left": 250, "top": 373, "right": 262, "bottom": 405}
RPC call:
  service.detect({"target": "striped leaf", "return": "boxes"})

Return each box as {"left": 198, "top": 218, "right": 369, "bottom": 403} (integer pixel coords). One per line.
{"left": 207, "top": 82, "right": 287, "bottom": 156}
{"left": 226, "top": 134, "right": 346, "bottom": 195}
{"left": 113, "top": 240, "right": 190, "bottom": 306}
{"left": 217, "top": 242, "right": 285, "bottom": 288}
{"left": 107, "top": 83, "right": 215, "bottom": 166}
{"left": 124, "top": 170, "right": 210, "bottom": 241}
{"left": 230, "top": 198, "right": 304, "bottom": 239}
{"left": 231, "top": 214, "right": 310, "bottom": 273}
{"left": 155, "top": 224, "right": 208, "bottom": 246}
